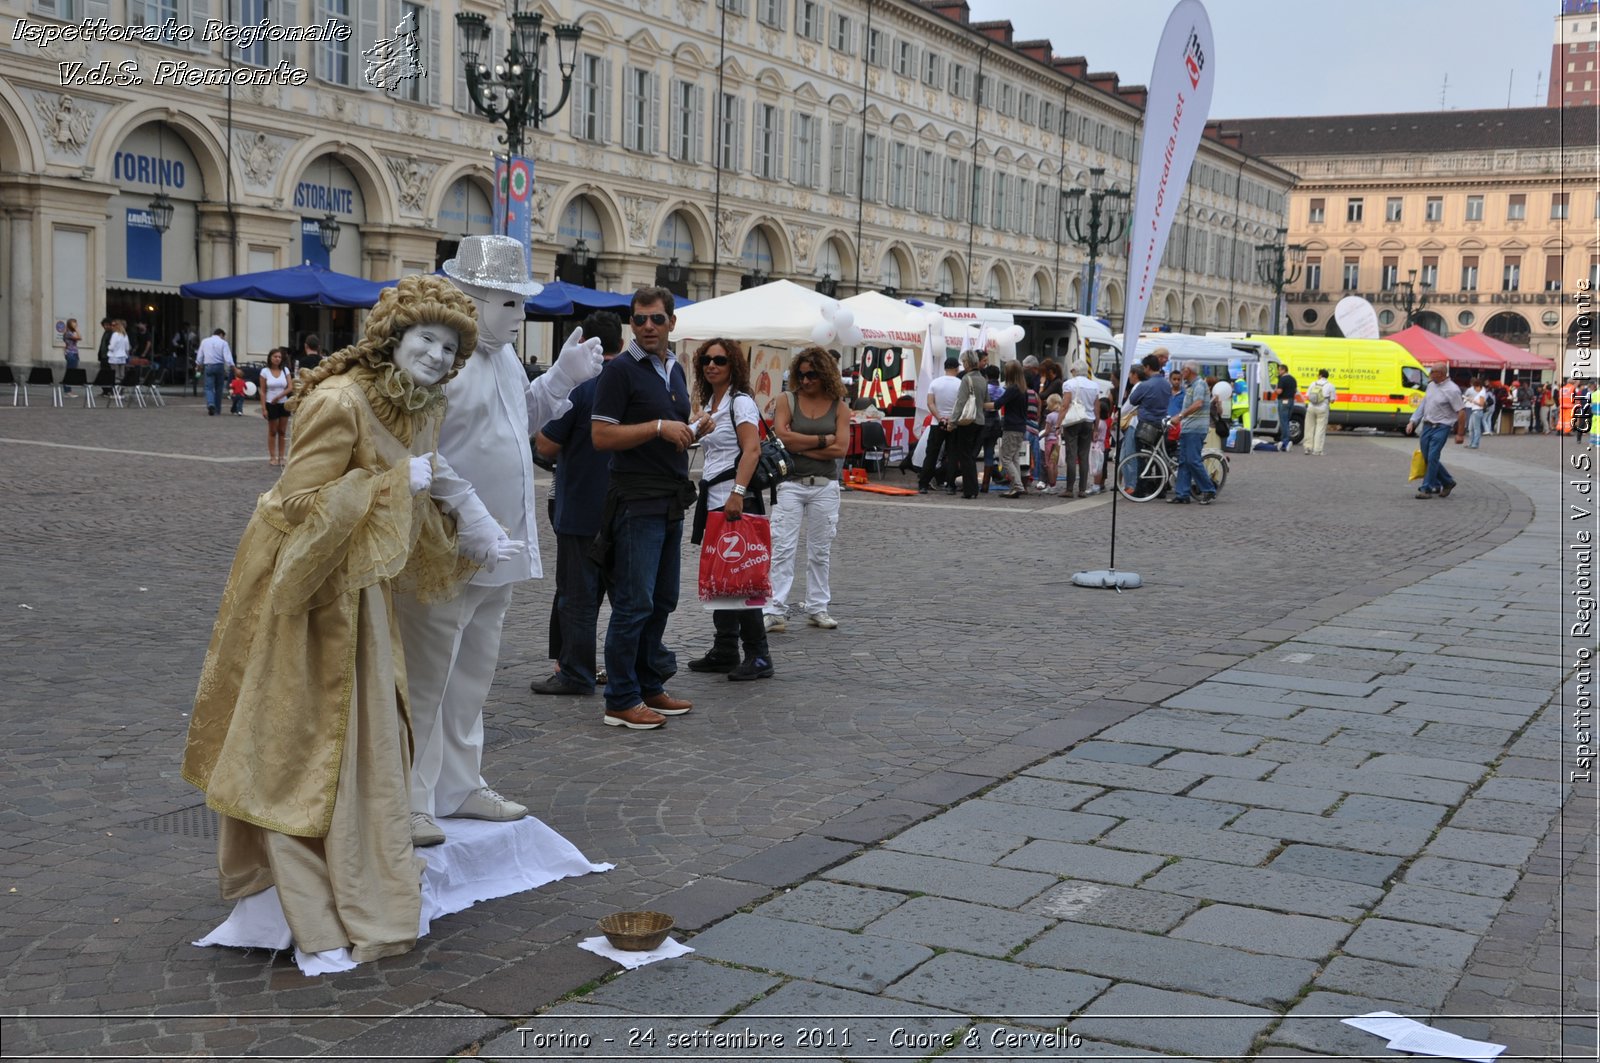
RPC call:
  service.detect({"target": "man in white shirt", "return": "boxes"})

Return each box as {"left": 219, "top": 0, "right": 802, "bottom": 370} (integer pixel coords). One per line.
{"left": 917, "top": 356, "right": 963, "bottom": 494}
{"left": 396, "top": 235, "right": 605, "bottom": 847}
{"left": 196, "top": 328, "right": 235, "bottom": 416}
{"left": 1304, "top": 370, "right": 1337, "bottom": 455}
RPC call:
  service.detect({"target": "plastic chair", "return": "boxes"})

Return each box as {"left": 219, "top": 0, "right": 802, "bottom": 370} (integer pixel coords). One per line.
{"left": 858, "top": 419, "right": 888, "bottom": 475}
{"left": 132, "top": 364, "right": 165, "bottom": 408}
{"left": 26, "top": 366, "right": 60, "bottom": 407}
{"left": 86, "top": 366, "right": 117, "bottom": 408}
{"left": 0, "top": 365, "right": 18, "bottom": 406}
{"left": 61, "top": 367, "right": 89, "bottom": 403}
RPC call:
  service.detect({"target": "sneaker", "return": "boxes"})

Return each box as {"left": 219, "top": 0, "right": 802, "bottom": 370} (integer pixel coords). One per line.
{"left": 1165, "top": 495, "right": 1191, "bottom": 505}
{"left": 807, "top": 611, "right": 838, "bottom": 629}
{"left": 687, "top": 650, "right": 740, "bottom": 673}
{"left": 450, "top": 786, "right": 528, "bottom": 822}
{"left": 530, "top": 673, "right": 593, "bottom": 695}
{"left": 604, "top": 704, "right": 666, "bottom": 729}
{"left": 410, "top": 811, "right": 445, "bottom": 847}
{"left": 763, "top": 613, "right": 787, "bottom": 633}
{"left": 728, "top": 657, "right": 775, "bottom": 681}
{"left": 1440, "top": 483, "right": 1455, "bottom": 498}
{"left": 1197, "top": 493, "right": 1215, "bottom": 506}
{"left": 1414, "top": 490, "right": 1436, "bottom": 500}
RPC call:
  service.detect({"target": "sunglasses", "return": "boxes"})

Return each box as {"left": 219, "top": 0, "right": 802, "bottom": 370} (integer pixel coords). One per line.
{"left": 697, "top": 355, "right": 730, "bottom": 367}
{"left": 797, "top": 370, "right": 821, "bottom": 381}
{"left": 631, "top": 313, "right": 669, "bottom": 327}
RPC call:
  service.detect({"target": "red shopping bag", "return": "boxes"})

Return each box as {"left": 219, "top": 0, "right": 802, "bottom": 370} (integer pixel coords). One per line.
{"left": 697, "top": 512, "right": 772, "bottom": 601}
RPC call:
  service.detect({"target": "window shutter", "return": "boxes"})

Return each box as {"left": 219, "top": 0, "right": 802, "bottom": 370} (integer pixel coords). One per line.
{"left": 623, "top": 69, "right": 639, "bottom": 151}
{"left": 380, "top": 0, "right": 399, "bottom": 91}
{"left": 277, "top": 0, "right": 300, "bottom": 68}
{"left": 85, "top": 0, "right": 112, "bottom": 16}
{"left": 427, "top": 4, "right": 441, "bottom": 105}
{"left": 735, "top": 98, "right": 746, "bottom": 171}
{"left": 357, "top": 0, "right": 380, "bottom": 89}
{"left": 669, "top": 81, "right": 683, "bottom": 159}
{"left": 649, "top": 73, "right": 661, "bottom": 154}
{"left": 693, "top": 85, "right": 706, "bottom": 162}
{"left": 600, "top": 58, "right": 613, "bottom": 144}
{"left": 570, "top": 56, "right": 587, "bottom": 137}
{"left": 773, "top": 108, "right": 785, "bottom": 179}
{"left": 313, "top": 0, "right": 328, "bottom": 81}
{"left": 188, "top": 0, "right": 210, "bottom": 53}
{"left": 790, "top": 116, "right": 802, "bottom": 184}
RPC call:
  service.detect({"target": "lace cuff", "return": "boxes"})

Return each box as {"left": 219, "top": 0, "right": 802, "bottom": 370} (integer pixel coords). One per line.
{"left": 268, "top": 462, "right": 413, "bottom": 614}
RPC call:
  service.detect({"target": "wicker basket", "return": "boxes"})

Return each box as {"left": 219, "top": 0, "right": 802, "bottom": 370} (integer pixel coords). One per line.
{"left": 597, "top": 910, "right": 675, "bottom": 951}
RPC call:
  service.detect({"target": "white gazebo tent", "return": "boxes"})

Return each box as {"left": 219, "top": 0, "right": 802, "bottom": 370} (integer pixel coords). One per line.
{"left": 669, "top": 279, "right": 862, "bottom": 347}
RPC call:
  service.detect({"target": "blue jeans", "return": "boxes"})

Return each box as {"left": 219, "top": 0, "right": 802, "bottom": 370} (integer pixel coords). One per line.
{"left": 1419, "top": 422, "right": 1455, "bottom": 493}
{"left": 602, "top": 510, "right": 682, "bottom": 711}
{"left": 552, "top": 532, "right": 604, "bottom": 691}
{"left": 1467, "top": 409, "right": 1485, "bottom": 447}
{"left": 203, "top": 363, "right": 228, "bottom": 412}
{"left": 1278, "top": 399, "right": 1294, "bottom": 445}
{"left": 1174, "top": 432, "right": 1216, "bottom": 498}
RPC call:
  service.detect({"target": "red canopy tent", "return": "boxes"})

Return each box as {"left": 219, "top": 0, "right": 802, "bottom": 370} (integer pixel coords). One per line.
{"left": 1451, "top": 329, "right": 1556, "bottom": 373}
{"left": 1386, "top": 324, "right": 1505, "bottom": 371}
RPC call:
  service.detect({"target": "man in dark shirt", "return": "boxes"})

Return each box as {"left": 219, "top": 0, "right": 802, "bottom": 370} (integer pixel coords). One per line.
{"left": 590, "top": 288, "right": 698, "bottom": 730}
{"left": 533, "top": 312, "right": 623, "bottom": 696}
{"left": 1276, "top": 365, "right": 1299, "bottom": 451}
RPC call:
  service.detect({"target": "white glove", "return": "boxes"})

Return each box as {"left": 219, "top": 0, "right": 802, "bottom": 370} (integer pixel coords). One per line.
{"left": 488, "top": 535, "right": 525, "bottom": 573}
{"left": 546, "top": 326, "right": 605, "bottom": 394}
{"left": 457, "top": 513, "right": 505, "bottom": 567}
{"left": 408, "top": 454, "right": 434, "bottom": 495}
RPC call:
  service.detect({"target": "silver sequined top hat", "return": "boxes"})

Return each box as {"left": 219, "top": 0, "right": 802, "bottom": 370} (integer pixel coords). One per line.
{"left": 441, "top": 234, "right": 544, "bottom": 297}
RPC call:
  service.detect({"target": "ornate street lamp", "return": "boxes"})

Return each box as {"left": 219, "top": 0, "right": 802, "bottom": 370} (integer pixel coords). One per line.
{"left": 456, "top": 3, "right": 583, "bottom": 160}
{"left": 317, "top": 154, "right": 341, "bottom": 251}
{"left": 1397, "top": 268, "right": 1433, "bottom": 330}
{"left": 569, "top": 238, "right": 590, "bottom": 269}
{"left": 1062, "top": 167, "right": 1131, "bottom": 317}
{"left": 816, "top": 272, "right": 839, "bottom": 297}
{"left": 662, "top": 256, "right": 685, "bottom": 286}
{"left": 1254, "top": 226, "right": 1305, "bottom": 334}
{"left": 148, "top": 123, "right": 174, "bottom": 234}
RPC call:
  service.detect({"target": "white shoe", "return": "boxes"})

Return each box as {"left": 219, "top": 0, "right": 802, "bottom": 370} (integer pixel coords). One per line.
{"left": 410, "top": 811, "right": 445, "bottom": 847}
{"left": 763, "top": 613, "right": 787, "bottom": 633}
{"left": 450, "top": 786, "right": 527, "bottom": 822}
{"left": 807, "top": 611, "right": 839, "bottom": 629}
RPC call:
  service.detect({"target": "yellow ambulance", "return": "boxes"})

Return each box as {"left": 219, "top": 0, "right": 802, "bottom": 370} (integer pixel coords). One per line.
{"left": 1212, "top": 334, "right": 1427, "bottom": 432}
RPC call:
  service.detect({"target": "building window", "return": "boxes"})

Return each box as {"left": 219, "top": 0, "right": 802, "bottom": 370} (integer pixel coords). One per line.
{"left": 866, "top": 27, "right": 886, "bottom": 66}
{"left": 888, "top": 142, "right": 909, "bottom": 208}
{"left": 1304, "top": 256, "right": 1321, "bottom": 291}
{"left": 1546, "top": 252, "right": 1564, "bottom": 291}
{"left": 970, "top": 166, "right": 987, "bottom": 224}
{"left": 1421, "top": 257, "right": 1438, "bottom": 288}
{"left": 922, "top": 51, "right": 943, "bottom": 85}
{"left": 1507, "top": 193, "right": 1526, "bottom": 221}
{"left": 1385, "top": 197, "right": 1403, "bottom": 222}
{"left": 789, "top": 112, "right": 819, "bottom": 188}
{"left": 717, "top": 92, "right": 743, "bottom": 171}
{"left": 1346, "top": 198, "right": 1363, "bottom": 223}
{"left": 861, "top": 133, "right": 881, "bottom": 202}
{"left": 756, "top": 0, "right": 784, "bottom": 29}
{"left": 1461, "top": 255, "right": 1479, "bottom": 291}
{"left": 622, "top": 68, "right": 658, "bottom": 154}
{"left": 752, "top": 102, "right": 782, "bottom": 179}
{"left": 239, "top": 0, "right": 272, "bottom": 65}
{"left": 1465, "top": 195, "right": 1484, "bottom": 221}
{"left": 942, "top": 157, "right": 966, "bottom": 221}
{"left": 130, "top": 0, "right": 185, "bottom": 45}
{"left": 719, "top": 0, "right": 747, "bottom": 13}
{"left": 949, "top": 63, "right": 968, "bottom": 98}
{"left": 795, "top": 0, "right": 821, "bottom": 41}
{"left": 1553, "top": 192, "right": 1570, "bottom": 220}
{"left": 1308, "top": 198, "right": 1325, "bottom": 224}
{"left": 1381, "top": 257, "right": 1398, "bottom": 290}
{"left": 1425, "top": 196, "right": 1443, "bottom": 222}
{"left": 573, "top": 54, "right": 610, "bottom": 143}
{"left": 1039, "top": 100, "right": 1055, "bottom": 135}
{"left": 668, "top": 80, "right": 705, "bottom": 162}
{"left": 828, "top": 121, "right": 857, "bottom": 195}
{"left": 1590, "top": 254, "right": 1599, "bottom": 290}
{"left": 317, "top": 0, "right": 352, "bottom": 84}
{"left": 1342, "top": 257, "right": 1359, "bottom": 290}
{"left": 830, "top": 13, "right": 853, "bottom": 53}
{"left": 1503, "top": 255, "right": 1521, "bottom": 291}
{"left": 916, "top": 148, "right": 938, "bottom": 214}
{"left": 1019, "top": 92, "right": 1035, "bottom": 125}
{"left": 893, "top": 39, "right": 916, "bottom": 77}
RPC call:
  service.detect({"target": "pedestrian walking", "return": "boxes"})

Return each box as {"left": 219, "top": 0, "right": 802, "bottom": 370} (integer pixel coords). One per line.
{"left": 61, "top": 318, "right": 80, "bottom": 395}
{"left": 1463, "top": 377, "right": 1487, "bottom": 448}
{"left": 1304, "top": 369, "right": 1336, "bottom": 454}
{"left": 917, "top": 356, "right": 963, "bottom": 494}
{"left": 1406, "top": 362, "right": 1467, "bottom": 499}
{"left": 1167, "top": 361, "right": 1218, "bottom": 505}
{"left": 259, "top": 348, "right": 293, "bottom": 465}
{"left": 1275, "top": 363, "right": 1298, "bottom": 451}
{"left": 196, "top": 328, "right": 234, "bottom": 415}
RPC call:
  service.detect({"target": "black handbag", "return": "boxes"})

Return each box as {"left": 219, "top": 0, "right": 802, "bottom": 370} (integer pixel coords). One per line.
{"left": 718, "top": 392, "right": 793, "bottom": 503}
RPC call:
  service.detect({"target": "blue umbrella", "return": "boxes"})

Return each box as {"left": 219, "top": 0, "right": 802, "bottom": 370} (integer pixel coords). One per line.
{"left": 180, "top": 263, "right": 391, "bottom": 308}
{"left": 525, "top": 280, "right": 695, "bottom": 320}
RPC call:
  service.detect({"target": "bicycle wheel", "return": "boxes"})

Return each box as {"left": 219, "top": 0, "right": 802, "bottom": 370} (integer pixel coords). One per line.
{"left": 1116, "top": 451, "right": 1166, "bottom": 502}
{"left": 1203, "top": 451, "right": 1229, "bottom": 492}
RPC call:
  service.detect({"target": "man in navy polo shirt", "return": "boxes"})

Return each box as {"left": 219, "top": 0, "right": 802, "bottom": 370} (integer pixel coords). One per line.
{"left": 591, "top": 287, "right": 699, "bottom": 730}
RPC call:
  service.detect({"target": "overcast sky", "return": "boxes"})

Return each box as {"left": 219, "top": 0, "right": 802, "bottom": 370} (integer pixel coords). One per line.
{"left": 965, "top": 0, "right": 1558, "bottom": 120}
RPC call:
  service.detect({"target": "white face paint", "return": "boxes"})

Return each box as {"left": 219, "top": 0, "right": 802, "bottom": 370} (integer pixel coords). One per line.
{"left": 457, "top": 280, "right": 525, "bottom": 350}
{"left": 392, "top": 322, "right": 460, "bottom": 386}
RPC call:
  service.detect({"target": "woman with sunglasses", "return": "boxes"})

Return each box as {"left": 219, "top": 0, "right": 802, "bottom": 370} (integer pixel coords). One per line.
{"left": 686, "top": 339, "right": 773, "bottom": 681}
{"left": 764, "top": 346, "right": 850, "bottom": 632}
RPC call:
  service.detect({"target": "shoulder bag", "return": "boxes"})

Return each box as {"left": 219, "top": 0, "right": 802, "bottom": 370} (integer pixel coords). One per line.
{"left": 952, "top": 378, "right": 980, "bottom": 426}
{"left": 1060, "top": 386, "right": 1092, "bottom": 426}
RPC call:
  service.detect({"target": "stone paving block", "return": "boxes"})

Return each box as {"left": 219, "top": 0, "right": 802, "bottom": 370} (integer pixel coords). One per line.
{"left": 1360, "top": 754, "right": 1490, "bottom": 783}
{"left": 1071, "top": 983, "right": 1273, "bottom": 1058}
{"left": 1142, "top": 859, "right": 1383, "bottom": 919}
{"left": 1295, "top": 627, "right": 1442, "bottom": 653}
{"left": 1097, "top": 819, "right": 1279, "bottom": 867}
{"left": 1228, "top": 808, "right": 1433, "bottom": 857}
{"left": 1170, "top": 904, "right": 1353, "bottom": 959}
{"left": 1249, "top": 741, "right": 1371, "bottom": 769}
{"left": 818, "top": 799, "right": 937, "bottom": 844}
{"left": 444, "top": 940, "right": 615, "bottom": 1017}
{"left": 997, "top": 840, "right": 1165, "bottom": 885}
{"left": 583, "top": 957, "right": 782, "bottom": 1017}
{"left": 1020, "top": 881, "right": 1199, "bottom": 932}
{"left": 728, "top": 979, "right": 965, "bottom": 1052}
{"left": 1066, "top": 741, "right": 1172, "bottom": 765}
{"left": 1315, "top": 955, "right": 1463, "bottom": 1009}
{"left": 753, "top": 881, "right": 908, "bottom": 931}
{"left": 861, "top": 896, "right": 1053, "bottom": 958}
{"left": 652, "top": 876, "right": 774, "bottom": 929}
{"left": 1342, "top": 917, "right": 1482, "bottom": 970}
{"left": 1475, "top": 777, "right": 1570, "bottom": 808}
{"left": 1086, "top": 718, "right": 1261, "bottom": 755}
{"left": 1188, "top": 777, "right": 1343, "bottom": 815}
{"left": 1267, "top": 844, "right": 1404, "bottom": 887}
{"left": 881, "top": 819, "right": 1029, "bottom": 865}
{"left": 1282, "top": 706, "right": 1424, "bottom": 735}
{"left": 826, "top": 850, "right": 1056, "bottom": 907}
{"left": 933, "top": 799, "right": 1117, "bottom": 843}
{"left": 1448, "top": 798, "right": 1561, "bottom": 836}
{"left": 1161, "top": 688, "right": 1303, "bottom": 718}
{"left": 1023, "top": 757, "right": 1203, "bottom": 795}
{"left": 1424, "top": 827, "right": 1539, "bottom": 867}
{"left": 1077, "top": 791, "right": 1246, "bottom": 831}
{"left": 943, "top": 743, "right": 1050, "bottom": 779}
{"left": 1272, "top": 991, "right": 1429, "bottom": 1057}
{"left": 882, "top": 952, "right": 1109, "bottom": 1021}
{"left": 329, "top": 1010, "right": 504, "bottom": 1063}
{"left": 1332, "top": 794, "right": 1451, "bottom": 829}
{"left": 1403, "top": 855, "right": 1522, "bottom": 898}
{"left": 718, "top": 837, "right": 862, "bottom": 888}
{"left": 1154, "top": 751, "right": 1273, "bottom": 780}
{"left": 1391, "top": 700, "right": 1533, "bottom": 732}
{"left": 1326, "top": 730, "right": 1502, "bottom": 764}
{"left": 1269, "top": 763, "right": 1471, "bottom": 806}
{"left": 1416, "top": 721, "right": 1519, "bottom": 747}
{"left": 982, "top": 777, "right": 1103, "bottom": 812}
{"left": 685, "top": 914, "right": 932, "bottom": 993}
{"left": 1018, "top": 922, "right": 1316, "bottom": 1007}
{"left": 1210, "top": 669, "right": 1379, "bottom": 697}
{"left": 888, "top": 770, "right": 995, "bottom": 807}
{"left": 1216, "top": 716, "right": 1343, "bottom": 743}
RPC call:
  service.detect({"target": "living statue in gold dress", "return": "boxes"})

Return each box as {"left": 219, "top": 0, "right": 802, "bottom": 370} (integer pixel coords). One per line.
{"left": 182, "top": 274, "right": 478, "bottom": 961}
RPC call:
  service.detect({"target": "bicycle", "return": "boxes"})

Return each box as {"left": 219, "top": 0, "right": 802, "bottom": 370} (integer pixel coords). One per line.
{"left": 1115, "top": 421, "right": 1230, "bottom": 503}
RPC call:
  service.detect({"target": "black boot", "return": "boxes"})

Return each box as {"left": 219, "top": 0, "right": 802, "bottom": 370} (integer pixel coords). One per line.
{"left": 688, "top": 633, "right": 740, "bottom": 673}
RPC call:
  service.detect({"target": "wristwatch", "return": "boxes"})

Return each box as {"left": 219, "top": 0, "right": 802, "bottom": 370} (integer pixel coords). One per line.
{"left": 731, "top": 484, "right": 747, "bottom": 496}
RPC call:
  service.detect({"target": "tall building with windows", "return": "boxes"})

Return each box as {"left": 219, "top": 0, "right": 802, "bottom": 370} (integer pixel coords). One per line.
{"left": 1551, "top": 0, "right": 1600, "bottom": 108}
{"left": 1, "top": 0, "right": 1290, "bottom": 368}
{"left": 1227, "top": 106, "right": 1598, "bottom": 368}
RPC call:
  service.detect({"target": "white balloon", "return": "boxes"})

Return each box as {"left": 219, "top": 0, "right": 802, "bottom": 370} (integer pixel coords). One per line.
{"left": 841, "top": 325, "right": 865, "bottom": 347}
{"left": 834, "top": 306, "right": 855, "bottom": 331}
{"left": 810, "top": 320, "right": 834, "bottom": 344}
{"left": 1000, "top": 325, "right": 1026, "bottom": 344}
{"left": 906, "top": 311, "right": 927, "bottom": 329}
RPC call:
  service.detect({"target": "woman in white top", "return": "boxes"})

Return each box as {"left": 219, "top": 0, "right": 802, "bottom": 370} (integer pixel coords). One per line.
{"left": 106, "top": 320, "right": 130, "bottom": 385}
{"left": 259, "top": 347, "right": 295, "bottom": 466}
{"left": 1059, "top": 361, "right": 1102, "bottom": 499}
{"left": 1463, "top": 377, "right": 1487, "bottom": 448}
{"left": 686, "top": 338, "right": 773, "bottom": 682}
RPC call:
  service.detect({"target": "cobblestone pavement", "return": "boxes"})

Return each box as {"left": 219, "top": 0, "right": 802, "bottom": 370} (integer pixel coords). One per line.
{"left": 0, "top": 397, "right": 1591, "bottom": 1060}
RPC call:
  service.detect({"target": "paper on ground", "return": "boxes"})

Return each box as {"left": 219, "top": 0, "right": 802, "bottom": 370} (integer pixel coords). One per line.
{"left": 579, "top": 935, "right": 694, "bottom": 969}
{"left": 1387, "top": 1026, "right": 1505, "bottom": 1062}
{"left": 1341, "top": 1012, "right": 1432, "bottom": 1040}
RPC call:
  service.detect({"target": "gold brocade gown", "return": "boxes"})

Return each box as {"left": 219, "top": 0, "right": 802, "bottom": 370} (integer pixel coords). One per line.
{"left": 182, "top": 372, "right": 463, "bottom": 960}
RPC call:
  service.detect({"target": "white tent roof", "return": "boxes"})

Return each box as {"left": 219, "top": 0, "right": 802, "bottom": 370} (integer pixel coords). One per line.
{"left": 840, "top": 291, "right": 938, "bottom": 346}
{"left": 670, "top": 279, "right": 844, "bottom": 346}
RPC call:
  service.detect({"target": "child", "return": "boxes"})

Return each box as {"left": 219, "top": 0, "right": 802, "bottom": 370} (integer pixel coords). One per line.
{"left": 228, "top": 366, "right": 247, "bottom": 415}
{"left": 1038, "top": 393, "right": 1063, "bottom": 492}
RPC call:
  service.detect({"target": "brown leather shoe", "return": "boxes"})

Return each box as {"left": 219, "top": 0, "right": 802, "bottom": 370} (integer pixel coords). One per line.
{"left": 643, "top": 691, "right": 693, "bottom": 716}
{"left": 604, "top": 704, "right": 666, "bottom": 729}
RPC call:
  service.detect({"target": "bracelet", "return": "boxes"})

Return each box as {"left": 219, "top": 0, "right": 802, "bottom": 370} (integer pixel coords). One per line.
{"left": 818, "top": 434, "right": 827, "bottom": 449}
{"left": 731, "top": 484, "right": 747, "bottom": 496}
{"left": 655, "top": 418, "right": 662, "bottom": 438}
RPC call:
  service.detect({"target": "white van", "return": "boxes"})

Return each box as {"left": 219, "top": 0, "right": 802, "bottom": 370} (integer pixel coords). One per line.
{"left": 939, "top": 307, "right": 1120, "bottom": 371}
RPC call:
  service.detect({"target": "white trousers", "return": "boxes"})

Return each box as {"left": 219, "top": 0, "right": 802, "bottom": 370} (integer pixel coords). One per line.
{"left": 396, "top": 581, "right": 513, "bottom": 819}
{"left": 764, "top": 479, "right": 840, "bottom": 618}
{"left": 1305, "top": 407, "right": 1330, "bottom": 454}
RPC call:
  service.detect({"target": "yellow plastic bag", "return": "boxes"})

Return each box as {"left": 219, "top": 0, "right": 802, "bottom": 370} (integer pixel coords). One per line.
{"left": 1408, "top": 450, "right": 1427, "bottom": 482}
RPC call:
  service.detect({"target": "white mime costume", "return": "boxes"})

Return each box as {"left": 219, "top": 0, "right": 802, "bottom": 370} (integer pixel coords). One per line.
{"left": 396, "top": 236, "right": 603, "bottom": 839}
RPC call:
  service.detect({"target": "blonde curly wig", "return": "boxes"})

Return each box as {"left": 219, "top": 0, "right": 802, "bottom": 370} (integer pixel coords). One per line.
{"left": 289, "top": 275, "right": 478, "bottom": 410}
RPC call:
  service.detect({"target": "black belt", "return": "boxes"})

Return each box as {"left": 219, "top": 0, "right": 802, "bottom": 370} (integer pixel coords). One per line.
{"left": 789, "top": 475, "right": 833, "bottom": 486}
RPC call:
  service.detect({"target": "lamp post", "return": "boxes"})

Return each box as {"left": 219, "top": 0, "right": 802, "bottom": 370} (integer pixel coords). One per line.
{"left": 149, "top": 122, "right": 174, "bottom": 234}
{"left": 1062, "top": 167, "right": 1130, "bottom": 317}
{"left": 317, "top": 154, "right": 341, "bottom": 251}
{"left": 816, "top": 272, "right": 839, "bottom": 297}
{"left": 1254, "top": 226, "right": 1305, "bottom": 334}
{"left": 1397, "top": 268, "right": 1433, "bottom": 330}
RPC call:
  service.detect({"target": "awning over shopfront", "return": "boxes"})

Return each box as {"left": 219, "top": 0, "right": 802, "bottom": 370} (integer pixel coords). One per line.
{"left": 1387, "top": 325, "right": 1505, "bottom": 371}
{"left": 180, "top": 263, "right": 390, "bottom": 308}
{"left": 1452, "top": 329, "right": 1556, "bottom": 372}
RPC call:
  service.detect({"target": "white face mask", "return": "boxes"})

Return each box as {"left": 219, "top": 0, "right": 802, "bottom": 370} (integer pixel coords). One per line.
{"left": 392, "top": 322, "right": 460, "bottom": 386}
{"left": 456, "top": 280, "right": 524, "bottom": 350}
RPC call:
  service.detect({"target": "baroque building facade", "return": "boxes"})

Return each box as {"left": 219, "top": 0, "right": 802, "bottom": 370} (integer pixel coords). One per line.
{"left": 2, "top": 0, "right": 1290, "bottom": 365}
